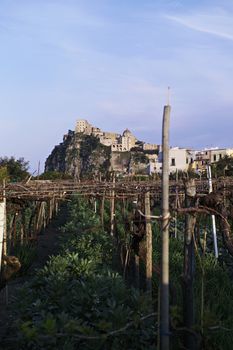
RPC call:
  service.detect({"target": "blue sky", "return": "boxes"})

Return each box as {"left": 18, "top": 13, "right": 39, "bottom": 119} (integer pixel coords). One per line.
{"left": 0, "top": 0, "right": 233, "bottom": 171}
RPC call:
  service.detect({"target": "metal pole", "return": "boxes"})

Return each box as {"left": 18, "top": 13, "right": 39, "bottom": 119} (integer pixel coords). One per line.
{"left": 207, "top": 164, "right": 218, "bottom": 258}
{"left": 160, "top": 105, "right": 171, "bottom": 350}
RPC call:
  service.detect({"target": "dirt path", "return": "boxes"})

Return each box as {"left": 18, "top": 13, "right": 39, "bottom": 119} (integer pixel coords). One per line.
{"left": 0, "top": 220, "right": 63, "bottom": 340}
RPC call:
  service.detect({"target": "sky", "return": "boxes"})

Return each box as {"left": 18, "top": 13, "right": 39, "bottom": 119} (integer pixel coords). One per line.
{"left": 0, "top": 0, "right": 233, "bottom": 172}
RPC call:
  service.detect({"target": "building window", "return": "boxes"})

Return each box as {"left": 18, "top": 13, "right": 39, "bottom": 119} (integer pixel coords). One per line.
{"left": 171, "top": 158, "right": 176, "bottom": 166}
{"left": 213, "top": 155, "right": 216, "bottom": 161}
{"left": 186, "top": 158, "right": 188, "bottom": 164}
{"left": 219, "top": 154, "right": 222, "bottom": 159}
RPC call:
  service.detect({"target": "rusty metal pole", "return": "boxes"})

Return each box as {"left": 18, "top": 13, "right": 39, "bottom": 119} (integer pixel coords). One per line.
{"left": 160, "top": 105, "right": 171, "bottom": 350}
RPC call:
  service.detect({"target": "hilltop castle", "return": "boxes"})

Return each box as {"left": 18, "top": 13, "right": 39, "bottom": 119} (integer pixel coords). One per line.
{"left": 75, "top": 119, "right": 159, "bottom": 152}
{"left": 54, "top": 119, "right": 233, "bottom": 177}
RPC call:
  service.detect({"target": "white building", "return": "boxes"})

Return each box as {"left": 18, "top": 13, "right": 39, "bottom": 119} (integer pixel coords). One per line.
{"left": 75, "top": 120, "right": 92, "bottom": 134}
{"left": 143, "top": 143, "right": 159, "bottom": 151}
{"left": 153, "top": 147, "right": 195, "bottom": 173}
{"left": 99, "top": 136, "right": 113, "bottom": 147}
{"left": 195, "top": 148, "right": 233, "bottom": 171}
{"left": 75, "top": 119, "right": 143, "bottom": 153}
{"left": 91, "top": 127, "right": 103, "bottom": 138}
{"left": 210, "top": 148, "right": 233, "bottom": 163}
{"left": 120, "top": 129, "right": 137, "bottom": 151}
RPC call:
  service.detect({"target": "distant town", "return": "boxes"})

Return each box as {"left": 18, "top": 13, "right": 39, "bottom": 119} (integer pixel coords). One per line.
{"left": 73, "top": 119, "right": 233, "bottom": 174}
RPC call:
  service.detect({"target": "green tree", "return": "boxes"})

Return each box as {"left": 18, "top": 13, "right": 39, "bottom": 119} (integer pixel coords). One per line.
{"left": 0, "top": 166, "right": 9, "bottom": 182}
{"left": 0, "top": 157, "right": 30, "bottom": 182}
{"left": 213, "top": 155, "right": 233, "bottom": 177}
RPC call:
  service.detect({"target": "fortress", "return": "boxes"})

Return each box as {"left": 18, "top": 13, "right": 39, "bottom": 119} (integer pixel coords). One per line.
{"left": 75, "top": 119, "right": 159, "bottom": 153}
{"left": 55, "top": 119, "right": 233, "bottom": 176}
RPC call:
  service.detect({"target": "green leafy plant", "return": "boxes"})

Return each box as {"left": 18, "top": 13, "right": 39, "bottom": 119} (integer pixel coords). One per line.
{"left": 3, "top": 198, "right": 156, "bottom": 350}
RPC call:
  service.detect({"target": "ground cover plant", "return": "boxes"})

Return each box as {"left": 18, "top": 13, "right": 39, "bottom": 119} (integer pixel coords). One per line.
{"left": 3, "top": 196, "right": 233, "bottom": 349}
{"left": 2, "top": 198, "right": 156, "bottom": 350}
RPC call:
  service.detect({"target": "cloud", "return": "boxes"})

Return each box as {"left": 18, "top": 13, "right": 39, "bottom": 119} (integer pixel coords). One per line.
{"left": 165, "top": 11, "right": 233, "bottom": 41}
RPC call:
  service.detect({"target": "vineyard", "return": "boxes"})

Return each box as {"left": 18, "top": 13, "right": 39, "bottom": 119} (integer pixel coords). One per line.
{"left": 1, "top": 176, "right": 233, "bottom": 349}
{"left": 1, "top": 0, "right": 232, "bottom": 348}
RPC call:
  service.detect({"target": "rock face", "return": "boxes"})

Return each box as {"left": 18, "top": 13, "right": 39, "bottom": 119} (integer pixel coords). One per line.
{"left": 45, "top": 131, "right": 153, "bottom": 179}
{"left": 45, "top": 131, "right": 111, "bottom": 179}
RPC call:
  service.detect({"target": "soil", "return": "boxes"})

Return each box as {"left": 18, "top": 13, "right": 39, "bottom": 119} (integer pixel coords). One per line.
{"left": 0, "top": 219, "right": 64, "bottom": 341}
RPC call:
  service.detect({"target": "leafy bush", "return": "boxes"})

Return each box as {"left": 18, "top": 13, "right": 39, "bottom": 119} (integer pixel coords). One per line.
{"left": 3, "top": 198, "right": 156, "bottom": 350}
{"left": 0, "top": 156, "right": 29, "bottom": 182}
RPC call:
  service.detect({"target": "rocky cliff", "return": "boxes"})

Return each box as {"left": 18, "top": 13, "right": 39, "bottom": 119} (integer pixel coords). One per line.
{"left": 45, "top": 132, "right": 154, "bottom": 179}
{"left": 45, "top": 131, "right": 111, "bottom": 179}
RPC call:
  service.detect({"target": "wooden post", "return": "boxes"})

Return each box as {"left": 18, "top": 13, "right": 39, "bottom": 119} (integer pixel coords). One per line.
{"left": 42, "top": 202, "right": 47, "bottom": 230}
{"left": 0, "top": 199, "right": 6, "bottom": 273}
{"left": 55, "top": 200, "right": 59, "bottom": 215}
{"left": 3, "top": 180, "right": 7, "bottom": 255}
{"left": 110, "top": 174, "right": 115, "bottom": 236}
{"left": 29, "top": 206, "right": 36, "bottom": 238}
{"left": 49, "top": 198, "right": 54, "bottom": 221}
{"left": 36, "top": 202, "right": 43, "bottom": 233}
{"left": 160, "top": 104, "right": 171, "bottom": 350}
{"left": 182, "top": 179, "right": 196, "bottom": 350}
{"left": 223, "top": 180, "right": 226, "bottom": 207}
{"left": 174, "top": 169, "right": 178, "bottom": 239}
{"left": 8, "top": 215, "right": 14, "bottom": 249}
{"left": 13, "top": 212, "right": 18, "bottom": 245}
{"left": 101, "top": 194, "right": 105, "bottom": 228}
{"left": 145, "top": 191, "right": 152, "bottom": 295}
{"left": 132, "top": 206, "right": 140, "bottom": 288}
{"left": 20, "top": 212, "right": 25, "bottom": 244}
